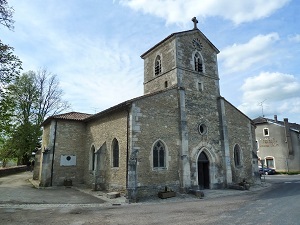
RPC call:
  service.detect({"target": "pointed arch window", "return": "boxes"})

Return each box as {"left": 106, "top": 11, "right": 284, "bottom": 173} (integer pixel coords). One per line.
{"left": 155, "top": 55, "right": 162, "bottom": 75}
{"left": 194, "top": 52, "right": 203, "bottom": 72}
{"left": 234, "top": 144, "right": 242, "bottom": 167}
{"left": 153, "top": 140, "right": 165, "bottom": 168}
{"left": 112, "top": 138, "right": 119, "bottom": 167}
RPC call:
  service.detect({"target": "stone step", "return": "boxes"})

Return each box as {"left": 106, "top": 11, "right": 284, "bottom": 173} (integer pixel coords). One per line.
{"left": 106, "top": 192, "right": 121, "bottom": 199}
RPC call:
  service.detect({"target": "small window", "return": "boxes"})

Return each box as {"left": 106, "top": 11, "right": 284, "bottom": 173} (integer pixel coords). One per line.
{"left": 256, "top": 140, "right": 259, "bottom": 151}
{"left": 263, "top": 128, "right": 269, "bottom": 136}
{"left": 198, "top": 124, "right": 207, "bottom": 135}
{"left": 234, "top": 144, "right": 242, "bottom": 167}
{"left": 112, "top": 138, "right": 119, "bottom": 167}
{"left": 194, "top": 52, "right": 203, "bottom": 72}
{"left": 198, "top": 82, "right": 203, "bottom": 92}
{"left": 164, "top": 81, "right": 168, "bottom": 88}
{"left": 153, "top": 140, "right": 165, "bottom": 168}
{"left": 155, "top": 55, "right": 161, "bottom": 75}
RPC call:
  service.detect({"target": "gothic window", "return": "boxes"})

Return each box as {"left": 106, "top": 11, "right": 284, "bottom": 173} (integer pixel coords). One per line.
{"left": 89, "top": 145, "right": 96, "bottom": 171}
{"left": 194, "top": 52, "right": 203, "bottom": 72}
{"left": 153, "top": 140, "right": 165, "bottom": 168}
{"left": 155, "top": 55, "right": 161, "bottom": 75}
{"left": 112, "top": 138, "right": 119, "bottom": 167}
{"left": 234, "top": 144, "right": 242, "bottom": 167}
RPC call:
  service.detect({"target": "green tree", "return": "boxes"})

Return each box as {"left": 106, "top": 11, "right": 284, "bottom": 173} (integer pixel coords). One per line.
{"left": 0, "top": 0, "right": 14, "bottom": 30}
{"left": 2, "top": 70, "right": 70, "bottom": 164}
{"left": 0, "top": 0, "right": 22, "bottom": 161}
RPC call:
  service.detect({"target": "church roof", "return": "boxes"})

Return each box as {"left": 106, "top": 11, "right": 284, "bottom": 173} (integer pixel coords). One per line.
{"left": 85, "top": 85, "right": 179, "bottom": 122}
{"left": 42, "top": 112, "right": 92, "bottom": 126}
{"left": 140, "top": 28, "right": 220, "bottom": 59}
{"left": 219, "top": 97, "right": 254, "bottom": 124}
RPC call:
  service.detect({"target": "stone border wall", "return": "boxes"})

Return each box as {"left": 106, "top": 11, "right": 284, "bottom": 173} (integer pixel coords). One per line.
{"left": 0, "top": 166, "right": 27, "bottom": 177}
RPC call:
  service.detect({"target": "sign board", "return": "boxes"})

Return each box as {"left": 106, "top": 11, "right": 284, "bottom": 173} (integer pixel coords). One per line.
{"left": 60, "top": 155, "right": 76, "bottom": 166}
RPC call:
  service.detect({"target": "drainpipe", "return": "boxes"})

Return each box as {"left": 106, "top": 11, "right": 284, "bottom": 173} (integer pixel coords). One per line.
{"left": 284, "top": 118, "right": 293, "bottom": 156}
{"left": 126, "top": 108, "right": 129, "bottom": 195}
{"left": 50, "top": 120, "right": 57, "bottom": 186}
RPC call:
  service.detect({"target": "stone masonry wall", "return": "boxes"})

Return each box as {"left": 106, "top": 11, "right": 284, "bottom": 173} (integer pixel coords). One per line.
{"left": 131, "top": 88, "right": 181, "bottom": 198}
{"left": 84, "top": 110, "right": 128, "bottom": 193}
{"left": 51, "top": 120, "right": 86, "bottom": 186}
{"left": 224, "top": 101, "right": 255, "bottom": 183}
{"left": 176, "top": 31, "right": 225, "bottom": 188}
{"left": 143, "top": 37, "right": 177, "bottom": 94}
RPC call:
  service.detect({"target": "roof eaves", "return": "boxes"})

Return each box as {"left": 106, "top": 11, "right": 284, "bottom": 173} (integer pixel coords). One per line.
{"left": 84, "top": 86, "right": 178, "bottom": 122}
{"left": 141, "top": 29, "right": 219, "bottom": 59}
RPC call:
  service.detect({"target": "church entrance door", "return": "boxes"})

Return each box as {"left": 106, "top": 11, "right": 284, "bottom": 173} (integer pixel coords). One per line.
{"left": 198, "top": 152, "right": 210, "bottom": 189}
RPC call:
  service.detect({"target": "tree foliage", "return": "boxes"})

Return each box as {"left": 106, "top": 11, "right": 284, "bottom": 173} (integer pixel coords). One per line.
{"left": 35, "top": 68, "right": 70, "bottom": 125}
{"left": 0, "top": 0, "right": 14, "bottom": 30}
{"left": 1, "top": 70, "right": 70, "bottom": 164}
{"left": 0, "top": 0, "right": 22, "bottom": 138}
{"left": 0, "top": 40, "right": 22, "bottom": 92}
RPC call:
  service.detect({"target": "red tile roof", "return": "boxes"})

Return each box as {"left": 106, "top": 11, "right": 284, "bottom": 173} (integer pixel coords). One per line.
{"left": 42, "top": 112, "right": 92, "bottom": 126}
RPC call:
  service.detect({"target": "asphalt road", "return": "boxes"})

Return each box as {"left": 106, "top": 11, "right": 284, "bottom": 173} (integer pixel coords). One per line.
{"left": 0, "top": 172, "right": 299, "bottom": 225}
{"left": 218, "top": 175, "right": 300, "bottom": 225}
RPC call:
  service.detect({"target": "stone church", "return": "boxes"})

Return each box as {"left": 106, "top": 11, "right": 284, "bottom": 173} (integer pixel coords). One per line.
{"left": 36, "top": 18, "right": 258, "bottom": 201}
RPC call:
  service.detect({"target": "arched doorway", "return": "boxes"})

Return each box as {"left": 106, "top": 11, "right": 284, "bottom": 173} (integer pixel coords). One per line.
{"left": 198, "top": 151, "right": 210, "bottom": 189}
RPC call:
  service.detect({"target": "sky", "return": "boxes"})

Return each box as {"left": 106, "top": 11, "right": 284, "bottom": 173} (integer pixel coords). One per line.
{"left": 2, "top": 0, "right": 300, "bottom": 123}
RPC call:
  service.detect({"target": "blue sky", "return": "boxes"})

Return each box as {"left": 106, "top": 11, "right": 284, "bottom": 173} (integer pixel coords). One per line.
{"left": 2, "top": 0, "right": 300, "bottom": 123}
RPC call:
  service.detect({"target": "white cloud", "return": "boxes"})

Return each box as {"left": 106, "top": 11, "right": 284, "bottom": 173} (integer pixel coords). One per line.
{"left": 6, "top": 0, "right": 145, "bottom": 114}
{"left": 238, "top": 72, "right": 300, "bottom": 118}
{"left": 219, "top": 33, "right": 280, "bottom": 74}
{"left": 288, "top": 34, "right": 300, "bottom": 43}
{"left": 119, "top": 0, "right": 290, "bottom": 25}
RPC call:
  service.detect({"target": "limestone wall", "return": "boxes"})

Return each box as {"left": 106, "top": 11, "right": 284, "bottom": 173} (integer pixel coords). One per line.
{"left": 131, "top": 88, "right": 181, "bottom": 197}
{"left": 143, "top": 37, "right": 177, "bottom": 95}
{"left": 51, "top": 120, "right": 87, "bottom": 186}
{"left": 84, "top": 110, "right": 128, "bottom": 193}
{"left": 224, "top": 101, "right": 255, "bottom": 183}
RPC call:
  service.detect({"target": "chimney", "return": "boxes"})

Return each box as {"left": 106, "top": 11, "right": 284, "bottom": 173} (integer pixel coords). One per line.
{"left": 274, "top": 115, "right": 278, "bottom": 122}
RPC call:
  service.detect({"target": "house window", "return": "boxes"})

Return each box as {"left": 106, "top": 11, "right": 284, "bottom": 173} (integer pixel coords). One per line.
{"left": 164, "top": 81, "right": 168, "bottom": 88}
{"left": 112, "top": 138, "right": 119, "bottom": 167}
{"left": 234, "top": 144, "right": 242, "bottom": 167}
{"left": 155, "top": 55, "right": 161, "bottom": 75}
{"left": 89, "top": 145, "right": 96, "bottom": 171}
{"left": 194, "top": 52, "right": 203, "bottom": 72}
{"left": 153, "top": 140, "right": 165, "bottom": 168}
{"left": 266, "top": 157, "right": 274, "bottom": 168}
{"left": 263, "top": 128, "right": 269, "bottom": 136}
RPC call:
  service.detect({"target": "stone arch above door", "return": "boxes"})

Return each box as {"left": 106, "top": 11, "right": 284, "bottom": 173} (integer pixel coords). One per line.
{"left": 191, "top": 143, "right": 221, "bottom": 189}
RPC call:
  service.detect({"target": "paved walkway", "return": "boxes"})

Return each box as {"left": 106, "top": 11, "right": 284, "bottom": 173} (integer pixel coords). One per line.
{"left": 27, "top": 172, "right": 272, "bottom": 206}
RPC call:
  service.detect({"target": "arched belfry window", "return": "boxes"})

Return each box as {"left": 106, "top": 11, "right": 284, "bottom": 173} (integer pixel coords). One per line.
{"left": 153, "top": 140, "right": 165, "bottom": 168}
{"left": 112, "top": 138, "right": 119, "bottom": 167}
{"left": 234, "top": 144, "right": 242, "bottom": 167}
{"left": 155, "top": 55, "right": 161, "bottom": 75}
{"left": 194, "top": 52, "right": 203, "bottom": 72}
